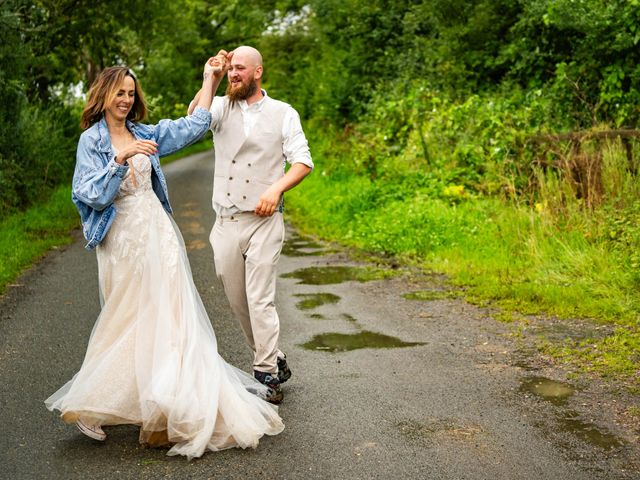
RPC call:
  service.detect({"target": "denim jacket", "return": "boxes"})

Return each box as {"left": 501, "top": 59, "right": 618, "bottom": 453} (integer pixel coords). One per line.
{"left": 72, "top": 106, "right": 211, "bottom": 250}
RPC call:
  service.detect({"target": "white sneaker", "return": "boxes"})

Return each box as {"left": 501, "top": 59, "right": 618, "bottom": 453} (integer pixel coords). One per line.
{"left": 76, "top": 419, "right": 106, "bottom": 441}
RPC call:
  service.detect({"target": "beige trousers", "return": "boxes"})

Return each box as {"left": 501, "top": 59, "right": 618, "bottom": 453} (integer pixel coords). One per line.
{"left": 210, "top": 212, "right": 285, "bottom": 374}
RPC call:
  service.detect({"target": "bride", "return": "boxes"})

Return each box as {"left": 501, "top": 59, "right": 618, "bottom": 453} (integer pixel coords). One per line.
{"left": 45, "top": 55, "right": 283, "bottom": 459}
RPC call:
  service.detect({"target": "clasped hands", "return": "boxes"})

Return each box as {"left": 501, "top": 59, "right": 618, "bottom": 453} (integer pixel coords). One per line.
{"left": 204, "top": 50, "right": 234, "bottom": 79}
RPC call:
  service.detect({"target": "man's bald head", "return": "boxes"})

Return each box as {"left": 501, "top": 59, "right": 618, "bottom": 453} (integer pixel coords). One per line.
{"left": 232, "top": 46, "right": 263, "bottom": 67}
{"left": 226, "top": 45, "right": 264, "bottom": 103}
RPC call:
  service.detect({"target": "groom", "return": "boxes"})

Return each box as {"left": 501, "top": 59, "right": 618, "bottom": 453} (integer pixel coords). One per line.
{"left": 189, "top": 46, "right": 313, "bottom": 403}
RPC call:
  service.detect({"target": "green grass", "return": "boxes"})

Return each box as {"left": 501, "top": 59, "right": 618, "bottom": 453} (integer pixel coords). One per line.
{"left": 0, "top": 185, "right": 79, "bottom": 294}
{"left": 0, "top": 139, "right": 214, "bottom": 295}
{"left": 542, "top": 327, "right": 640, "bottom": 384}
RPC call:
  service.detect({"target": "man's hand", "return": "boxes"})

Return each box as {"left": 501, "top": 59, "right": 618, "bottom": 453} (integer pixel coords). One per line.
{"left": 254, "top": 185, "right": 283, "bottom": 217}
{"left": 253, "top": 164, "right": 312, "bottom": 216}
{"left": 206, "top": 50, "right": 234, "bottom": 79}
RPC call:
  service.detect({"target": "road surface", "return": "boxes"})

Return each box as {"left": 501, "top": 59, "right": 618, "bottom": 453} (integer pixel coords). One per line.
{"left": 1, "top": 151, "right": 637, "bottom": 479}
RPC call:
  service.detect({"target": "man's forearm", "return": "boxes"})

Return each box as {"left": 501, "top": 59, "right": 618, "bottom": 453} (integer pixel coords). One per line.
{"left": 254, "top": 163, "right": 312, "bottom": 216}
{"left": 274, "top": 163, "right": 312, "bottom": 194}
{"left": 188, "top": 75, "right": 223, "bottom": 114}
{"left": 188, "top": 89, "right": 202, "bottom": 115}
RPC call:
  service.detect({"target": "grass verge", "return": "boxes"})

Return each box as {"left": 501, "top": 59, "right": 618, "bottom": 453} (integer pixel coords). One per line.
{"left": 0, "top": 185, "right": 78, "bottom": 294}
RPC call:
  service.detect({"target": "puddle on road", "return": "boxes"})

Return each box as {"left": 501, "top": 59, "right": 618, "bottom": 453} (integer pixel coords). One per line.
{"left": 341, "top": 313, "right": 358, "bottom": 323}
{"left": 558, "top": 411, "right": 624, "bottom": 450}
{"left": 520, "top": 377, "right": 575, "bottom": 405}
{"left": 301, "top": 330, "right": 425, "bottom": 352}
{"left": 294, "top": 293, "right": 341, "bottom": 310}
{"left": 521, "top": 376, "right": 624, "bottom": 450}
{"left": 282, "top": 266, "right": 396, "bottom": 285}
{"left": 282, "top": 233, "right": 328, "bottom": 257}
{"left": 308, "top": 313, "right": 327, "bottom": 320}
{"left": 403, "top": 290, "right": 461, "bottom": 301}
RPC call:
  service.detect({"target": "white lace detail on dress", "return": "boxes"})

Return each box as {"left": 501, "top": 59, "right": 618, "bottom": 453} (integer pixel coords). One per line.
{"left": 98, "top": 154, "right": 178, "bottom": 277}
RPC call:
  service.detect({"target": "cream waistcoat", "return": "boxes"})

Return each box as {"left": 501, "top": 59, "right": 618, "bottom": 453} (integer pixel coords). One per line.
{"left": 213, "top": 97, "right": 288, "bottom": 212}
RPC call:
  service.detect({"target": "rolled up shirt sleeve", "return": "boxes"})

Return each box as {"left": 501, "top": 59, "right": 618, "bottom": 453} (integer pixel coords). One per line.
{"left": 282, "top": 107, "right": 313, "bottom": 169}
{"left": 209, "top": 96, "right": 226, "bottom": 133}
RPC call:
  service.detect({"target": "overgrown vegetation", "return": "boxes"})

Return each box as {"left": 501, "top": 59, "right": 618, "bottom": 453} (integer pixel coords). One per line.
{"left": 2, "top": 1, "right": 639, "bottom": 383}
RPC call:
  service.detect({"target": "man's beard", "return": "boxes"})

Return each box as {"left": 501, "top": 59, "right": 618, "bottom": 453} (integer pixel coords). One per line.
{"left": 226, "top": 78, "right": 257, "bottom": 102}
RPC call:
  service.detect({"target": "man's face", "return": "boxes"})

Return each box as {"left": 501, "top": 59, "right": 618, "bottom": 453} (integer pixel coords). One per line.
{"left": 226, "top": 52, "right": 261, "bottom": 101}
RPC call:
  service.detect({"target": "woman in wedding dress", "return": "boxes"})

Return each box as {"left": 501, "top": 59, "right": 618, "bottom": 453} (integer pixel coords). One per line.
{"left": 45, "top": 56, "right": 283, "bottom": 460}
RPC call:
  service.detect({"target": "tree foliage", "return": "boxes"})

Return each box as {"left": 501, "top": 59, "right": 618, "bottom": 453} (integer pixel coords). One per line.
{"left": 2, "top": 0, "right": 639, "bottom": 216}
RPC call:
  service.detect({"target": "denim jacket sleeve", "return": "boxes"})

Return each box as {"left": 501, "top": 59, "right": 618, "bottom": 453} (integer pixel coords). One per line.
{"left": 136, "top": 106, "right": 212, "bottom": 157}
{"left": 72, "top": 132, "right": 129, "bottom": 211}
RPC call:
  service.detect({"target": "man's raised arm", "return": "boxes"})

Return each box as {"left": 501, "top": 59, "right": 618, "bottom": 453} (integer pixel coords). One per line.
{"left": 188, "top": 49, "right": 232, "bottom": 115}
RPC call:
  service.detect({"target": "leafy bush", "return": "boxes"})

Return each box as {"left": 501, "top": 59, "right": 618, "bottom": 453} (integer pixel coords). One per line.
{"left": 0, "top": 102, "right": 77, "bottom": 218}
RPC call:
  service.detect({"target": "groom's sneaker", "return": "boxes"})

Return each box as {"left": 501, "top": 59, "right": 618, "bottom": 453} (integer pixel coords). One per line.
{"left": 277, "top": 355, "right": 292, "bottom": 383}
{"left": 254, "top": 370, "right": 284, "bottom": 404}
{"left": 76, "top": 419, "right": 107, "bottom": 441}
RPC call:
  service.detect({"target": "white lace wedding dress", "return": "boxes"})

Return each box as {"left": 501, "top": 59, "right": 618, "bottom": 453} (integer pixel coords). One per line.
{"left": 45, "top": 153, "right": 283, "bottom": 459}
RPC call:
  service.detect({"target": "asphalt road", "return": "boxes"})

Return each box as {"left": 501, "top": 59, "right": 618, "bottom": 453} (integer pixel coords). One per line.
{"left": 0, "top": 151, "right": 636, "bottom": 479}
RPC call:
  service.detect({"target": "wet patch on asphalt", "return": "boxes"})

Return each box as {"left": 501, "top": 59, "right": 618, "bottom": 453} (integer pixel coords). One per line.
{"left": 398, "top": 419, "right": 484, "bottom": 446}
{"left": 181, "top": 221, "right": 205, "bottom": 236}
{"left": 520, "top": 377, "right": 575, "bottom": 406}
{"left": 185, "top": 239, "right": 207, "bottom": 251}
{"left": 282, "top": 232, "right": 332, "bottom": 257}
{"left": 341, "top": 313, "right": 358, "bottom": 324}
{"left": 301, "top": 330, "right": 425, "bottom": 353}
{"left": 294, "top": 293, "right": 341, "bottom": 310}
{"left": 520, "top": 376, "right": 625, "bottom": 450}
{"left": 554, "top": 411, "right": 625, "bottom": 450}
{"left": 177, "top": 210, "right": 201, "bottom": 218}
{"left": 281, "top": 265, "right": 397, "bottom": 285}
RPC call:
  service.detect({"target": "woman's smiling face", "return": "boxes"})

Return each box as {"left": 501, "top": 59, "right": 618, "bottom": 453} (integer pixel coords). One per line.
{"left": 105, "top": 75, "right": 136, "bottom": 123}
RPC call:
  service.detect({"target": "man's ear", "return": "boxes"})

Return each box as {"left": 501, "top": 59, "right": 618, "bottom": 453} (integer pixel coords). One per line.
{"left": 255, "top": 65, "right": 264, "bottom": 80}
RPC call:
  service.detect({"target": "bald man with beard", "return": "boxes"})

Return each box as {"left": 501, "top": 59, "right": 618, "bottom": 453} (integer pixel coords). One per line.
{"left": 189, "top": 46, "right": 313, "bottom": 404}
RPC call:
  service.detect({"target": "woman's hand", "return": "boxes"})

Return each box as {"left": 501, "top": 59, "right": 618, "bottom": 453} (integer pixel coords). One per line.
{"left": 115, "top": 140, "right": 158, "bottom": 164}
